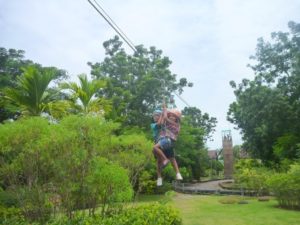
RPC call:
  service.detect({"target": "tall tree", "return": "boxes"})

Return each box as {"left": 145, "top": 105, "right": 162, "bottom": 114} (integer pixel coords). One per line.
{"left": 0, "top": 48, "right": 32, "bottom": 89}
{"left": 182, "top": 107, "right": 217, "bottom": 141}
{"left": 0, "top": 47, "right": 68, "bottom": 122}
{"left": 176, "top": 107, "right": 217, "bottom": 180}
{"left": 4, "top": 66, "right": 61, "bottom": 116}
{"left": 0, "top": 47, "right": 68, "bottom": 89}
{"left": 88, "top": 36, "right": 193, "bottom": 129}
{"left": 228, "top": 21, "right": 300, "bottom": 163}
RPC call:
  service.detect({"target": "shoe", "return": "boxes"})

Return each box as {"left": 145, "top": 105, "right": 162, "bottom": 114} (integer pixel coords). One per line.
{"left": 176, "top": 173, "right": 183, "bottom": 180}
{"left": 157, "top": 177, "right": 163, "bottom": 186}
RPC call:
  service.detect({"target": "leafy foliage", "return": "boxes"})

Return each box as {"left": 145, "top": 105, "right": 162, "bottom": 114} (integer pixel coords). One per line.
{"left": 234, "top": 159, "right": 272, "bottom": 195}
{"left": 0, "top": 47, "right": 68, "bottom": 122}
{"left": 3, "top": 66, "right": 66, "bottom": 117}
{"left": 47, "top": 203, "right": 182, "bottom": 225}
{"left": 176, "top": 112, "right": 212, "bottom": 180}
{"left": 0, "top": 48, "right": 33, "bottom": 89}
{"left": 60, "top": 74, "right": 111, "bottom": 115}
{"left": 182, "top": 107, "right": 217, "bottom": 141}
{"left": 267, "top": 164, "right": 300, "bottom": 209}
{"left": 88, "top": 35, "right": 193, "bottom": 129}
{"left": 0, "top": 116, "right": 154, "bottom": 222}
{"left": 228, "top": 21, "right": 300, "bottom": 164}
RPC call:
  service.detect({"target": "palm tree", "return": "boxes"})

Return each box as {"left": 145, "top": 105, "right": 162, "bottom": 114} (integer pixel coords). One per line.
{"left": 4, "top": 66, "right": 59, "bottom": 116}
{"left": 60, "top": 74, "right": 110, "bottom": 114}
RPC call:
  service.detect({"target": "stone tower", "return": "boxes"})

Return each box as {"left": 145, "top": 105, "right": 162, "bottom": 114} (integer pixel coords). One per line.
{"left": 222, "top": 130, "right": 234, "bottom": 179}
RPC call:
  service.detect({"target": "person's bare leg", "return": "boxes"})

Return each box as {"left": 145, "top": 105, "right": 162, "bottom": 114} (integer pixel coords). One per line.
{"left": 169, "top": 157, "right": 180, "bottom": 173}
{"left": 156, "top": 158, "right": 162, "bottom": 178}
{"left": 153, "top": 145, "right": 168, "bottom": 165}
{"left": 170, "top": 157, "right": 183, "bottom": 180}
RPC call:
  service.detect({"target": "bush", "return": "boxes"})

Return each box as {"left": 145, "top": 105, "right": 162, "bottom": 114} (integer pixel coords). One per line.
{"left": 0, "top": 115, "right": 151, "bottom": 222}
{"left": 84, "top": 157, "right": 133, "bottom": 216}
{"left": 234, "top": 167, "right": 271, "bottom": 195}
{"left": 0, "top": 190, "right": 19, "bottom": 207}
{"left": 234, "top": 160, "right": 272, "bottom": 195}
{"left": 0, "top": 206, "right": 40, "bottom": 225}
{"left": 0, "top": 206, "right": 23, "bottom": 222}
{"left": 267, "top": 164, "right": 300, "bottom": 209}
{"left": 219, "top": 196, "right": 239, "bottom": 204}
{"left": 48, "top": 203, "right": 182, "bottom": 225}
{"left": 138, "top": 170, "right": 157, "bottom": 194}
{"left": 107, "top": 203, "right": 182, "bottom": 225}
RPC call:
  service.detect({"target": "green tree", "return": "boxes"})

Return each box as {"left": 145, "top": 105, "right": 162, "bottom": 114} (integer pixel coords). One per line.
{"left": 0, "top": 115, "right": 144, "bottom": 222}
{"left": 176, "top": 119, "right": 208, "bottom": 180}
{"left": 182, "top": 107, "right": 217, "bottom": 141}
{"left": 85, "top": 157, "right": 133, "bottom": 216}
{"left": 0, "top": 47, "right": 68, "bottom": 122}
{"left": 3, "top": 66, "right": 64, "bottom": 117}
{"left": 60, "top": 74, "right": 111, "bottom": 115}
{"left": 174, "top": 107, "right": 217, "bottom": 180}
{"left": 88, "top": 36, "right": 193, "bottom": 128}
{"left": 0, "top": 47, "right": 67, "bottom": 89}
{"left": 228, "top": 21, "right": 300, "bottom": 164}
{"left": 0, "top": 48, "right": 32, "bottom": 89}
{"left": 232, "top": 145, "right": 242, "bottom": 160}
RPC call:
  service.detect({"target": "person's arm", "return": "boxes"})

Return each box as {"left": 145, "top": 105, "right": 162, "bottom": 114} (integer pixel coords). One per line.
{"left": 157, "top": 103, "right": 166, "bottom": 125}
{"left": 163, "top": 108, "right": 178, "bottom": 125}
{"left": 165, "top": 117, "right": 177, "bottom": 125}
{"left": 157, "top": 113, "right": 164, "bottom": 125}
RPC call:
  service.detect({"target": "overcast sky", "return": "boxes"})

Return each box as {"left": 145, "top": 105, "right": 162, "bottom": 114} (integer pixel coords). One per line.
{"left": 1, "top": 0, "right": 300, "bottom": 149}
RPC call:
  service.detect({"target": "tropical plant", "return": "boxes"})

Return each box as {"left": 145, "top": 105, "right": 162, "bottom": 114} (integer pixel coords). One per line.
{"left": 0, "top": 48, "right": 68, "bottom": 122}
{"left": 60, "top": 74, "right": 111, "bottom": 115}
{"left": 3, "top": 65, "right": 65, "bottom": 117}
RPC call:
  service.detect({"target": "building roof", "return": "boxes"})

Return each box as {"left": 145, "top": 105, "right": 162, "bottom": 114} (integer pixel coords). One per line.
{"left": 208, "top": 150, "right": 218, "bottom": 159}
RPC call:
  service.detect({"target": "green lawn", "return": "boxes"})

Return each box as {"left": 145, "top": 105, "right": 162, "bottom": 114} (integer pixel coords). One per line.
{"left": 170, "top": 194, "right": 300, "bottom": 225}
{"left": 136, "top": 194, "right": 300, "bottom": 225}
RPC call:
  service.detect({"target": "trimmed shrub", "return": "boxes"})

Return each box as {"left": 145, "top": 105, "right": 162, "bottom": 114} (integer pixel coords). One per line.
{"left": 219, "top": 196, "right": 239, "bottom": 204}
{"left": 47, "top": 203, "right": 182, "bottom": 225}
{"left": 234, "top": 166, "right": 272, "bottom": 196}
{"left": 267, "top": 164, "right": 300, "bottom": 209}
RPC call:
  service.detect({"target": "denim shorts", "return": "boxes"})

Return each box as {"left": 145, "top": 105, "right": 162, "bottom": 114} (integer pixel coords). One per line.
{"left": 158, "top": 137, "right": 175, "bottom": 158}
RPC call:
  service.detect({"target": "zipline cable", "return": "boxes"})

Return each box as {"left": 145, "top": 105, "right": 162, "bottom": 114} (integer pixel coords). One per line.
{"left": 91, "top": 0, "right": 137, "bottom": 50}
{"left": 87, "top": 0, "right": 137, "bottom": 52}
{"left": 87, "top": 0, "right": 192, "bottom": 108}
{"left": 173, "top": 91, "right": 191, "bottom": 108}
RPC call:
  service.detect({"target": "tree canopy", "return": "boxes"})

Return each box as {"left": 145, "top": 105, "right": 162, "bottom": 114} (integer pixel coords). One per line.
{"left": 88, "top": 36, "right": 193, "bottom": 129}
{"left": 228, "top": 21, "right": 300, "bottom": 164}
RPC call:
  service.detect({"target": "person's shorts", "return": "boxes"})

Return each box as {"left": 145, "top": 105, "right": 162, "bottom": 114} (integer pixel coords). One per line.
{"left": 158, "top": 137, "right": 175, "bottom": 158}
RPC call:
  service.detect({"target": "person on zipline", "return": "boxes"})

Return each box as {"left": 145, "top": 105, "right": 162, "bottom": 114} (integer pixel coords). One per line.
{"left": 152, "top": 104, "right": 183, "bottom": 186}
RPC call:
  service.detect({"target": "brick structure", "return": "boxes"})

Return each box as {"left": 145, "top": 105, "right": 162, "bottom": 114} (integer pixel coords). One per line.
{"left": 222, "top": 130, "right": 234, "bottom": 178}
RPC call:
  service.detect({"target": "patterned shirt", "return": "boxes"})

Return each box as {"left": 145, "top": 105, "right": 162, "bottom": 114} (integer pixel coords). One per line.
{"left": 159, "top": 120, "right": 180, "bottom": 141}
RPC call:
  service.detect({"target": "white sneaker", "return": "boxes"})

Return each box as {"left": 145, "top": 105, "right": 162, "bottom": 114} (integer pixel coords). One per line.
{"left": 176, "top": 173, "right": 183, "bottom": 180}
{"left": 157, "top": 177, "right": 163, "bottom": 186}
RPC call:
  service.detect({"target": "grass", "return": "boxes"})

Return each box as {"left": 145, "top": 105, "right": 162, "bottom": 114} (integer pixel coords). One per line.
{"left": 134, "top": 194, "right": 166, "bottom": 203}
{"left": 137, "top": 194, "right": 300, "bottom": 225}
{"left": 171, "top": 194, "right": 300, "bottom": 225}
